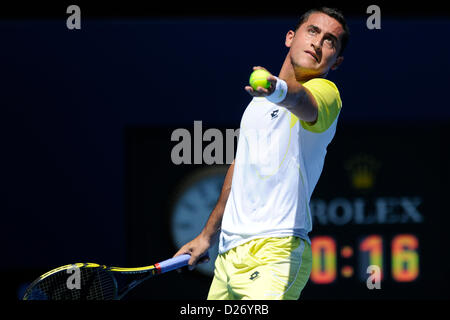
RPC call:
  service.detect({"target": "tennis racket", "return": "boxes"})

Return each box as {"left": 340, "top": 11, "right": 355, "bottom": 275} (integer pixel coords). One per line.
{"left": 22, "top": 253, "right": 208, "bottom": 300}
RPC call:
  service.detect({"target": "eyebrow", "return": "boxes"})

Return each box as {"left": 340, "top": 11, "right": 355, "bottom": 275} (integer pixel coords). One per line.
{"left": 307, "top": 24, "right": 339, "bottom": 44}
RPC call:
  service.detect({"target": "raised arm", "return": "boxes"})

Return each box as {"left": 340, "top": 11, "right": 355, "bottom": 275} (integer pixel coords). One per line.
{"left": 245, "top": 66, "right": 319, "bottom": 123}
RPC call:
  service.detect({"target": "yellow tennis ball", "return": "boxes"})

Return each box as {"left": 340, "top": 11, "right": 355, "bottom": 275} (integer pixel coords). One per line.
{"left": 249, "top": 69, "right": 271, "bottom": 90}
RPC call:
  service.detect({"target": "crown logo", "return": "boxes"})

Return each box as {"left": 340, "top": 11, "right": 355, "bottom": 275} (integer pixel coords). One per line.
{"left": 344, "top": 154, "right": 381, "bottom": 191}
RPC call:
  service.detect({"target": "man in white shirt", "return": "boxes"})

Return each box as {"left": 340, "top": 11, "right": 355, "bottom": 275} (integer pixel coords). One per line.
{"left": 174, "top": 7, "right": 349, "bottom": 300}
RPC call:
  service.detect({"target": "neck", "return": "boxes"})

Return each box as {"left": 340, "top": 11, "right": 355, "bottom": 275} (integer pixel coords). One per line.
{"left": 278, "top": 52, "right": 327, "bottom": 83}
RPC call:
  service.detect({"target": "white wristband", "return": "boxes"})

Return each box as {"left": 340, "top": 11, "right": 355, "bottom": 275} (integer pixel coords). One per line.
{"left": 266, "top": 77, "right": 288, "bottom": 104}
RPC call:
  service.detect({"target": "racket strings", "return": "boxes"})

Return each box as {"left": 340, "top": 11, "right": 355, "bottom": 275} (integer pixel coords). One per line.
{"left": 114, "top": 270, "right": 156, "bottom": 299}
{"left": 24, "top": 266, "right": 117, "bottom": 300}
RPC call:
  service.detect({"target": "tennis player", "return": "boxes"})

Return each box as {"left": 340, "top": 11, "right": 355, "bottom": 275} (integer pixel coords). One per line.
{"left": 174, "top": 7, "right": 349, "bottom": 300}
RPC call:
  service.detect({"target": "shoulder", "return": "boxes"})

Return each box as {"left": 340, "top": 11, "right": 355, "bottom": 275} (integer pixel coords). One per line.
{"left": 300, "top": 78, "right": 342, "bottom": 133}
{"left": 302, "top": 78, "right": 342, "bottom": 106}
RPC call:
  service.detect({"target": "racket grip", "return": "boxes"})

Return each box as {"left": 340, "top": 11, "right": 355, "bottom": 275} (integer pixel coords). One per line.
{"left": 157, "top": 252, "right": 209, "bottom": 273}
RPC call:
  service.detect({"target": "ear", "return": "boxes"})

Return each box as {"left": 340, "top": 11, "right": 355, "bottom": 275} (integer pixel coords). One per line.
{"left": 331, "top": 56, "right": 344, "bottom": 70}
{"left": 285, "top": 30, "right": 295, "bottom": 48}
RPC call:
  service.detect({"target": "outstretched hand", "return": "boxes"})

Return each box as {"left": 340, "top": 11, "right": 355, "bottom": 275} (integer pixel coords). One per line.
{"left": 244, "top": 66, "right": 278, "bottom": 97}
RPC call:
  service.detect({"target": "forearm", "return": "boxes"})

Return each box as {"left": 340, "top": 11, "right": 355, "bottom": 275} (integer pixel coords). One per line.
{"left": 276, "top": 78, "right": 318, "bottom": 123}
{"left": 200, "top": 161, "right": 234, "bottom": 242}
{"left": 245, "top": 66, "right": 319, "bottom": 123}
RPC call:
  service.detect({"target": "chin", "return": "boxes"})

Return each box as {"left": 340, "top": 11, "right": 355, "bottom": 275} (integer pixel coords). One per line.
{"left": 292, "top": 56, "right": 319, "bottom": 72}
{"left": 293, "top": 63, "right": 321, "bottom": 78}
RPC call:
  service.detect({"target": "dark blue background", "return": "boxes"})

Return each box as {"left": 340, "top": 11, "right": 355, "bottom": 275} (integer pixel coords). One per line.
{"left": 2, "top": 15, "right": 450, "bottom": 298}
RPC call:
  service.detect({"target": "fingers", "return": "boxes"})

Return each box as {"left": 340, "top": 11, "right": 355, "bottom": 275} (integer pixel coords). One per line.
{"left": 174, "top": 235, "right": 211, "bottom": 272}
{"left": 187, "top": 251, "right": 210, "bottom": 271}
{"left": 189, "top": 256, "right": 210, "bottom": 271}
{"left": 267, "top": 75, "right": 278, "bottom": 86}
{"left": 174, "top": 246, "right": 209, "bottom": 272}
{"left": 173, "top": 249, "right": 198, "bottom": 272}
{"left": 188, "top": 254, "right": 198, "bottom": 270}
{"left": 245, "top": 85, "right": 271, "bottom": 97}
{"left": 253, "top": 66, "right": 267, "bottom": 71}
{"left": 173, "top": 245, "right": 191, "bottom": 258}
{"left": 245, "top": 86, "right": 256, "bottom": 96}
{"left": 198, "top": 256, "right": 210, "bottom": 264}
{"left": 246, "top": 66, "right": 276, "bottom": 97}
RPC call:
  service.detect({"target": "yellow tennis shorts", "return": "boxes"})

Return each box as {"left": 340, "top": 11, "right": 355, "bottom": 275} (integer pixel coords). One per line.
{"left": 207, "top": 236, "right": 312, "bottom": 300}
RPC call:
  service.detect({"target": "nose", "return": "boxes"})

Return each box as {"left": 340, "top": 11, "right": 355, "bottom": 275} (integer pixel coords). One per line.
{"left": 311, "top": 40, "right": 322, "bottom": 52}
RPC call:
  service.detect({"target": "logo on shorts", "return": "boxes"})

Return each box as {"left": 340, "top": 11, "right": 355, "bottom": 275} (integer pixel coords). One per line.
{"left": 249, "top": 271, "right": 260, "bottom": 281}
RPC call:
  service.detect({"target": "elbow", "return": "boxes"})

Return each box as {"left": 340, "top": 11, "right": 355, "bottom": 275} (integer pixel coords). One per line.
{"left": 284, "top": 100, "right": 318, "bottom": 123}
{"left": 300, "top": 106, "right": 318, "bottom": 123}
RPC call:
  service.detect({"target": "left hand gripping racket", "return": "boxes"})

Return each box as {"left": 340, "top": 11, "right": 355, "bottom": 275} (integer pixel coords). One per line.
{"left": 22, "top": 253, "right": 208, "bottom": 300}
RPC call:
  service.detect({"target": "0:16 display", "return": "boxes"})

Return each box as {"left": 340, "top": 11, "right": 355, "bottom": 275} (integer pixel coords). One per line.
{"left": 310, "top": 234, "right": 419, "bottom": 284}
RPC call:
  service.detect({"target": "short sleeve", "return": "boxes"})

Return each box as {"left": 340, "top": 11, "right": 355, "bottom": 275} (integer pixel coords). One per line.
{"left": 300, "top": 78, "right": 342, "bottom": 133}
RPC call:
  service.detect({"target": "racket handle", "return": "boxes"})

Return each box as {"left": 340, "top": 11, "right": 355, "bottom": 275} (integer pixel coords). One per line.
{"left": 157, "top": 252, "right": 209, "bottom": 273}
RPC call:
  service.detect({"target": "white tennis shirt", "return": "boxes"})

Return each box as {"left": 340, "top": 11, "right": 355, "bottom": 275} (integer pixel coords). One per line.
{"left": 219, "top": 78, "right": 342, "bottom": 254}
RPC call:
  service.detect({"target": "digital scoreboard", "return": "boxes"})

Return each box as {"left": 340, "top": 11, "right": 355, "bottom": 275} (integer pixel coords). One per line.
{"left": 308, "top": 194, "right": 422, "bottom": 286}
{"left": 311, "top": 234, "right": 420, "bottom": 284}
{"left": 126, "top": 123, "right": 450, "bottom": 300}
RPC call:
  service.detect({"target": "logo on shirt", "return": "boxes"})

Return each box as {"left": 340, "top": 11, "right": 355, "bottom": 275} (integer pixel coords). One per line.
{"left": 250, "top": 271, "right": 260, "bottom": 281}
{"left": 270, "top": 109, "right": 279, "bottom": 120}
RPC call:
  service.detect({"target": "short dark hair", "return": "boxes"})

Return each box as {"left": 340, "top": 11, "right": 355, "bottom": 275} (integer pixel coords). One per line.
{"left": 294, "top": 7, "right": 350, "bottom": 56}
